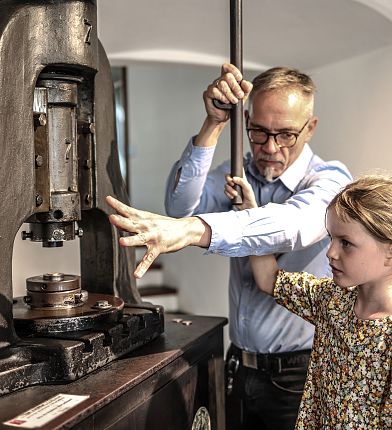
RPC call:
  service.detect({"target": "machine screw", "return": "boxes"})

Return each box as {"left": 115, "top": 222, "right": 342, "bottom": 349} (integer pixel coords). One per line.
{"left": 35, "top": 155, "right": 43, "bottom": 167}
{"left": 85, "top": 194, "right": 92, "bottom": 204}
{"left": 52, "top": 229, "right": 65, "bottom": 241}
{"left": 38, "top": 113, "right": 47, "bottom": 126}
{"left": 92, "top": 300, "right": 112, "bottom": 310}
{"left": 35, "top": 194, "right": 43, "bottom": 206}
{"left": 23, "top": 295, "right": 32, "bottom": 304}
{"left": 76, "top": 228, "right": 84, "bottom": 238}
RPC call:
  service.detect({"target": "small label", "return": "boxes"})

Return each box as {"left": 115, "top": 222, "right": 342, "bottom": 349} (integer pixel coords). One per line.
{"left": 4, "top": 394, "right": 89, "bottom": 428}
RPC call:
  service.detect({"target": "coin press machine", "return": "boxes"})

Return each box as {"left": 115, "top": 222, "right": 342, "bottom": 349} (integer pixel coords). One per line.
{"left": 0, "top": 1, "right": 226, "bottom": 429}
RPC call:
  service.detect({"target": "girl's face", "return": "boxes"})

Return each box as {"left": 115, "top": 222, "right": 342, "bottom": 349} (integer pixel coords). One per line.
{"left": 326, "top": 207, "right": 392, "bottom": 288}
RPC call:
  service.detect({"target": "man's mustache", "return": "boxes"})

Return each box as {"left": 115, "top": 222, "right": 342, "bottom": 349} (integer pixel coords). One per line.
{"left": 255, "top": 154, "right": 284, "bottom": 163}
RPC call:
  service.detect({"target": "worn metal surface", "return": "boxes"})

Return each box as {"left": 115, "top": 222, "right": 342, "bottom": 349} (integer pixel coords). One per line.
{"left": 0, "top": 314, "right": 227, "bottom": 430}
{"left": 0, "top": 0, "right": 163, "bottom": 396}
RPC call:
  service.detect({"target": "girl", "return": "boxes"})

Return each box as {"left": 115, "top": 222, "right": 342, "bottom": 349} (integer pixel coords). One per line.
{"left": 226, "top": 174, "right": 392, "bottom": 429}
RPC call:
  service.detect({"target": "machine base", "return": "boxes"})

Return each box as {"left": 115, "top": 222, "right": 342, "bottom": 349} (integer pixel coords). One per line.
{"left": 0, "top": 300, "right": 164, "bottom": 396}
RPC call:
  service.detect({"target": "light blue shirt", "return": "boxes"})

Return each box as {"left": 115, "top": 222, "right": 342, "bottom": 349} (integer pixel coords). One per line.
{"left": 165, "top": 137, "right": 352, "bottom": 353}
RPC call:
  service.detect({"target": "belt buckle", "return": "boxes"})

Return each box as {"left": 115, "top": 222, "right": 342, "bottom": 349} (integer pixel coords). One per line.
{"left": 242, "top": 350, "right": 258, "bottom": 370}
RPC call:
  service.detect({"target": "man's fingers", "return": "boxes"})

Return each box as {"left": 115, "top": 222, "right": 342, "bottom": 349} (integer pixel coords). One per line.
{"left": 221, "top": 63, "right": 242, "bottom": 82}
{"left": 109, "top": 213, "right": 138, "bottom": 234}
{"left": 217, "top": 79, "right": 241, "bottom": 104}
{"left": 134, "top": 248, "right": 159, "bottom": 278}
{"left": 119, "top": 234, "right": 148, "bottom": 247}
{"left": 225, "top": 174, "right": 235, "bottom": 186}
{"left": 241, "top": 80, "right": 253, "bottom": 95}
{"left": 106, "top": 195, "right": 135, "bottom": 217}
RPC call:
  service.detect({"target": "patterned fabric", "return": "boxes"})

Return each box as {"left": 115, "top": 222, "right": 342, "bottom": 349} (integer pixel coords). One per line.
{"left": 274, "top": 270, "right": 392, "bottom": 429}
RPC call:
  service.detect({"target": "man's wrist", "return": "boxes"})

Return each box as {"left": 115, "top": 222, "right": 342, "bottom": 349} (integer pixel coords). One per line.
{"left": 183, "top": 216, "right": 211, "bottom": 248}
{"left": 194, "top": 117, "right": 226, "bottom": 148}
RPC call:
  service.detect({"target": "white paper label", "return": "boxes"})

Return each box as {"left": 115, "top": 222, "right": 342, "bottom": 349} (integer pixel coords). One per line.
{"left": 4, "top": 393, "right": 89, "bottom": 428}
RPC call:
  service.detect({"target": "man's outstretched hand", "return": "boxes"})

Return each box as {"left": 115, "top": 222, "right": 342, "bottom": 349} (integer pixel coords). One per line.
{"left": 106, "top": 196, "right": 211, "bottom": 278}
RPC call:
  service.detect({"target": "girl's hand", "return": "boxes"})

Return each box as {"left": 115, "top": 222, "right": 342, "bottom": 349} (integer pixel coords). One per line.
{"left": 225, "top": 173, "right": 257, "bottom": 210}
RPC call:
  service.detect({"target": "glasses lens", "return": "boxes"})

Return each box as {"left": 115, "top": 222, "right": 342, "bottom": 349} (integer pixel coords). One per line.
{"left": 276, "top": 132, "right": 296, "bottom": 147}
{"left": 249, "top": 129, "right": 268, "bottom": 144}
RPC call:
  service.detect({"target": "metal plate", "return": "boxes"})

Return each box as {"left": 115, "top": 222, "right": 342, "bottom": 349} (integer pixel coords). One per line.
{"left": 13, "top": 293, "right": 124, "bottom": 333}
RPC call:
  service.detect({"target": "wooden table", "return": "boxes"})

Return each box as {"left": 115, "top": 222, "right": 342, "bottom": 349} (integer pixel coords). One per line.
{"left": 0, "top": 314, "right": 227, "bottom": 430}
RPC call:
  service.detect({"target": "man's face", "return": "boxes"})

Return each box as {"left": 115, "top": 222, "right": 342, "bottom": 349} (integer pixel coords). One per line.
{"left": 246, "top": 89, "right": 317, "bottom": 180}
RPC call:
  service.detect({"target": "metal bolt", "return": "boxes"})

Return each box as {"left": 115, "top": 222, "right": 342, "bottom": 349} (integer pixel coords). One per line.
{"left": 23, "top": 295, "right": 32, "bottom": 304}
{"left": 35, "top": 194, "right": 43, "bottom": 206}
{"left": 38, "top": 114, "right": 47, "bottom": 126}
{"left": 92, "top": 300, "right": 112, "bottom": 310}
{"left": 85, "top": 194, "right": 92, "bottom": 204}
{"left": 76, "top": 228, "right": 84, "bottom": 238}
{"left": 52, "top": 229, "right": 65, "bottom": 241}
{"left": 35, "top": 155, "right": 43, "bottom": 167}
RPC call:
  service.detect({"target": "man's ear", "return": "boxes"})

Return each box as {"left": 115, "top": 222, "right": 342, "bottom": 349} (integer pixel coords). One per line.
{"left": 305, "top": 116, "right": 318, "bottom": 142}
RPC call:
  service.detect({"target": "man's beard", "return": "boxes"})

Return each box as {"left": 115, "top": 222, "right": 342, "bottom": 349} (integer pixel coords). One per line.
{"left": 263, "top": 166, "right": 275, "bottom": 182}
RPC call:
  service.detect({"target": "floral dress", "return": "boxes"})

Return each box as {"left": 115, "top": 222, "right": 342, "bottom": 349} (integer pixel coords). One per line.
{"left": 274, "top": 270, "right": 392, "bottom": 430}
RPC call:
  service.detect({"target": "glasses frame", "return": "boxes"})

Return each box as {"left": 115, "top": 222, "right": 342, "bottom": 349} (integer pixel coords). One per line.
{"left": 246, "top": 117, "right": 311, "bottom": 148}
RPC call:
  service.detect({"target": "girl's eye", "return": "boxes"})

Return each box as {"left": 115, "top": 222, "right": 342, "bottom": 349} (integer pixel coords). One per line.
{"left": 341, "top": 239, "right": 351, "bottom": 248}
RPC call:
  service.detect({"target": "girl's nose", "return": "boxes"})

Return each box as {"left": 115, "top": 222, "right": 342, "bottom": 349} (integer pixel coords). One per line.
{"left": 326, "top": 242, "right": 337, "bottom": 261}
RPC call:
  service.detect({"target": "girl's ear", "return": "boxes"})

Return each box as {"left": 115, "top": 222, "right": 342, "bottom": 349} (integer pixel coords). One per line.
{"left": 385, "top": 243, "right": 392, "bottom": 266}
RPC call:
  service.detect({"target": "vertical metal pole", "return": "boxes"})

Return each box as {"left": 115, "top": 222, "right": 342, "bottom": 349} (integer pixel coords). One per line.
{"left": 230, "top": 0, "right": 243, "bottom": 205}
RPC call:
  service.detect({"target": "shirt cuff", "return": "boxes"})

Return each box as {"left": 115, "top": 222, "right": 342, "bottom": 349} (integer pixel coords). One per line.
{"left": 197, "top": 211, "right": 243, "bottom": 256}
{"left": 179, "top": 136, "right": 216, "bottom": 175}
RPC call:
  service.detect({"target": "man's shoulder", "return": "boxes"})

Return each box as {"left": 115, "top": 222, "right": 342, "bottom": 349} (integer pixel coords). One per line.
{"left": 306, "top": 153, "right": 352, "bottom": 181}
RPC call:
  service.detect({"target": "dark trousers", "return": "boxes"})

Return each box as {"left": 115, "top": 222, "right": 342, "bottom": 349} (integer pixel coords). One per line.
{"left": 225, "top": 344, "right": 310, "bottom": 430}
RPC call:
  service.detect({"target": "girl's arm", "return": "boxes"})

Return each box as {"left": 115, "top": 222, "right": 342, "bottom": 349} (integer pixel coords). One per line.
{"left": 226, "top": 173, "right": 280, "bottom": 295}
{"left": 249, "top": 254, "right": 279, "bottom": 296}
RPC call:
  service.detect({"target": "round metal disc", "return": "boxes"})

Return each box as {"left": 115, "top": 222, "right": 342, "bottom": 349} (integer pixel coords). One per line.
{"left": 13, "top": 293, "right": 124, "bottom": 334}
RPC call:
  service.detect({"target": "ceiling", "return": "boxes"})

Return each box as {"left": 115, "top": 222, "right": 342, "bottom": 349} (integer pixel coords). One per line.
{"left": 97, "top": 0, "right": 392, "bottom": 71}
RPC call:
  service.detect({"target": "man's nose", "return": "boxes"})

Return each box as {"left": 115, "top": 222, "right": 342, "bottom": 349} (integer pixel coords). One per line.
{"left": 262, "top": 135, "right": 279, "bottom": 154}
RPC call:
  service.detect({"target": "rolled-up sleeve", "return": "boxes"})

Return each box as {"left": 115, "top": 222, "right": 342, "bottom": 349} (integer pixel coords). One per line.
{"left": 165, "top": 136, "right": 231, "bottom": 217}
{"left": 198, "top": 161, "right": 351, "bottom": 257}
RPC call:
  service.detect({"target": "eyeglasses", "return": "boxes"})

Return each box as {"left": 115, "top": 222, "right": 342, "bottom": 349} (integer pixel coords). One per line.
{"left": 246, "top": 118, "right": 311, "bottom": 148}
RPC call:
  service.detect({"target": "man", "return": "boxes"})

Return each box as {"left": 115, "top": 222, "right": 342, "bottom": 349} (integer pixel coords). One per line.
{"left": 106, "top": 63, "right": 352, "bottom": 430}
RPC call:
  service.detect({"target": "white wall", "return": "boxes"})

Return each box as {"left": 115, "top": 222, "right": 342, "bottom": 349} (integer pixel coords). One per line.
{"left": 310, "top": 44, "right": 392, "bottom": 177}
{"left": 127, "top": 62, "right": 237, "bottom": 345}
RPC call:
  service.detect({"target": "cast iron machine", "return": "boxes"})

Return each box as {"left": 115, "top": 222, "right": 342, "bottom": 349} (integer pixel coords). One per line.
{"left": 0, "top": 0, "right": 164, "bottom": 396}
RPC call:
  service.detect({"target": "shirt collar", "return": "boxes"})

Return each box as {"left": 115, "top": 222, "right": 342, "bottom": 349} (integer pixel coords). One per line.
{"left": 247, "top": 143, "right": 314, "bottom": 192}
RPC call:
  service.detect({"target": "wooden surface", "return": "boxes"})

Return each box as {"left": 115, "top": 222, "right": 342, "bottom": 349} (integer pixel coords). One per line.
{"left": 0, "top": 313, "right": 227, "bottom": 430}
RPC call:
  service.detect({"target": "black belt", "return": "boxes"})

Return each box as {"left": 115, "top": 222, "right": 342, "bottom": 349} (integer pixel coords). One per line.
{"left": 229, "top": 344, "right": 311, "bottom": 372}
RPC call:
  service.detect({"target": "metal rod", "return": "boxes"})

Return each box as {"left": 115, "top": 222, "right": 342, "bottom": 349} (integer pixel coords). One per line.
{"left": 230, "top": 0, "right": 243, "bottom": 205}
